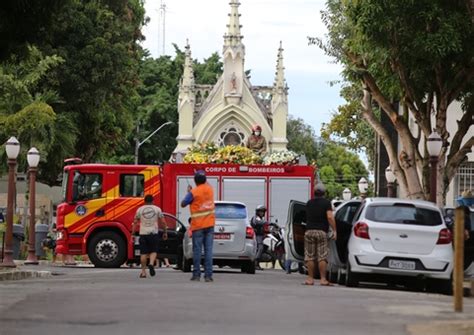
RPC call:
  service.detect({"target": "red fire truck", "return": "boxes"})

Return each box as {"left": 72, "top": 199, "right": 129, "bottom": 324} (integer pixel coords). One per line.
{"left": 56, "top": 162, "right": 315, "bottom": 267}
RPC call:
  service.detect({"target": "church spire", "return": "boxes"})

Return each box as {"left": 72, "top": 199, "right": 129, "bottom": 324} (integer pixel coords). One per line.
{"left": 176, "top": 39, "right": 195, "bottom": 154}
{"left": 181, "top": 39, "right": 194, "bottom": 90}
{"left": 273, "top": 41, "right": 286, "bottom": 90}
{"left": 224, "top": 0, "right": 243, "bottom": 47}
{"left": 270, "top": 41, "right": 289, "bottom": 152}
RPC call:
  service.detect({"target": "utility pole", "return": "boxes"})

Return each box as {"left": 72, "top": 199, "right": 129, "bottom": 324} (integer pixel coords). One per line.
{"left": 158, "top": 0, "right": 167, "bottom": 56}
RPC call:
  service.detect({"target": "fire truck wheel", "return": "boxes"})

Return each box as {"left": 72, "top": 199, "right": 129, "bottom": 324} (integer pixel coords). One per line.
{"left": 88, "top": 231, "right": 127, "bottom": 268}
{"left": 182, "top": 258, "right": 192, "bottom": 272}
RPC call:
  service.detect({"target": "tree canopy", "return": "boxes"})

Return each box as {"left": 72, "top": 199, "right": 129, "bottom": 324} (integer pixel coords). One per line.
{"left": 0, "top": 0, "right": 146, "bottom": 184}
{"left": 287, "top": 115, "right": 368, "bottom": 199}
{"left": 312, "top": 0, "right": 474, "bottom": 204}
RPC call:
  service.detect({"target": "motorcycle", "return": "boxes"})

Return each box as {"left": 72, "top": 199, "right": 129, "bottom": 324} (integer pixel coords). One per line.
{"left": 260, "top": 223, "right": 298, "bottom": 272}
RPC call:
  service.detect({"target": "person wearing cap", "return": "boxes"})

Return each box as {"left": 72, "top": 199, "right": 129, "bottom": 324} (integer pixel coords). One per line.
{"left": 132, "top": 194, "right": 168, "bottom": 278}
{"left": 181, "top": 170, "right": 216, "bottom": 282}
{"left": 303, "top": 183, "right": 337, "bottom": 286}
{"left": 250, "top": 205, "right": 267, "bottom": 270}
{"left": 246, "top": 125, "right": 267, "bottom": 156}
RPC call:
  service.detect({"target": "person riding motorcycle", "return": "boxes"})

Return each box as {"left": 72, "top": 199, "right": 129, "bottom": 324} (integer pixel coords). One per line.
{"left": 250, "top": 205, "right": 267, "bottom": 270}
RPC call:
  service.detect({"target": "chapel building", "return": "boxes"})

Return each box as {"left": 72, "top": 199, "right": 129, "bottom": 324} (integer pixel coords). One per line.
{"left": 174, "top": 0, "right": 289, "bottom": 155}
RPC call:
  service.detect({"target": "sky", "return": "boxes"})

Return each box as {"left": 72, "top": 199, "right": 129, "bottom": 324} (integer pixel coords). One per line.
{"left": 141, "top": 0, "right": 345, "bottom": 137}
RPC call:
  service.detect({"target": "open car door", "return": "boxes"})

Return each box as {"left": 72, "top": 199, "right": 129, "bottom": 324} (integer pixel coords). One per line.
{"left": 284, "top": 200, "right": 306, "bottom": 262}
{"left": 329, "top": 200, "right": 362, "bottom": 269}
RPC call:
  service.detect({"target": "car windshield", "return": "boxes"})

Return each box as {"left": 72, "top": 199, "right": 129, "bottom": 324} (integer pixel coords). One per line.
{"left": 366, "top": 204, "right": 442, "bottom": 226}
{"left": 215, "top": 203, "right": 247, "bottom": 219}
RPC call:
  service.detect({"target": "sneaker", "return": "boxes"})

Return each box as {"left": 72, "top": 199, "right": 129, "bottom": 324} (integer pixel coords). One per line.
{"left": 204, "top": 277, "right": 214, "bottom": 282}
{"left": 190, "top": 276, "right": 200, "bottom": 281}
{"left": 148, "top": 264, "right": 156, "bottom": 277}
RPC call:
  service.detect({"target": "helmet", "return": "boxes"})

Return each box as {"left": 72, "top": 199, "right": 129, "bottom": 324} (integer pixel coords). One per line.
{"left": 252, "top": 125, "right": 262, "bottom": 132}
{"left": 256, "top": 205, "right": 266, "bottom": 212}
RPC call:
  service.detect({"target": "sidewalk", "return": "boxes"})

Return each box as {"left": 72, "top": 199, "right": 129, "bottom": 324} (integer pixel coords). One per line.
{"left": 408, "top": 320, "right": 474, "bottom": 335}
{"left": 0, "top": 260, "right": 55, "bottom": 281}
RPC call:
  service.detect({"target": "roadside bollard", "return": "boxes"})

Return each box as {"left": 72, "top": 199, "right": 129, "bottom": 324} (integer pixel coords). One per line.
{"left": 35, "top": 224, "right": 49, "bottom": 258}
{"left": 12, "top": 224, "right": 25, "bottom": 259}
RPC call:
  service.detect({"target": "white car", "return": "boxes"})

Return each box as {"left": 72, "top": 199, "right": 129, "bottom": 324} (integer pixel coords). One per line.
{"left": 285, "top": 198, "right": 453, "bottom": 294}
{"left": 182, "top": 201, "right": 257, "bottom": 274}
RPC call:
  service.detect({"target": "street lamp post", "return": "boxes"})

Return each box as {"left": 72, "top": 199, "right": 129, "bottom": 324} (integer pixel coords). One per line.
{"left": 25, "top": 147, "right": 40, "bottom": 265}
{"left": 342, "top": 188, "right": 352, "bottom": 201}
{"left": 1, "top": 137, "right": 20, "bottom": 267}
{"left": 427, "top": 131, "right": 443, "bottom": 204}
{"left": 385, "top": 167, "right": 396, "bottom": 198}
{"left": 358, "top": 177, "right": 368, "bottom": 199}
{"left": 134, "top": 121, "right": 173, "bottom": 164}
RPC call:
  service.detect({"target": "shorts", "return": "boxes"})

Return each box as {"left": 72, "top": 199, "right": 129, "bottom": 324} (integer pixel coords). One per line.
{"left": 139, "top": 234, "right": 160, "bottom": 255}
{"left": 304, "top": 230, "right": 328, "bottom": 262}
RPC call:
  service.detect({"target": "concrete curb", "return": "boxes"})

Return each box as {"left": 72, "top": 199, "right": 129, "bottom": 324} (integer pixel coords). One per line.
{"left": 0, "top": 269, "right": 52, "bottom": 281}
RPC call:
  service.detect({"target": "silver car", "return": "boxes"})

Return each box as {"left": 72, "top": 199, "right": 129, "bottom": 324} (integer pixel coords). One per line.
{"left": 182, "top": 201, "right": 257, "bottom": 274}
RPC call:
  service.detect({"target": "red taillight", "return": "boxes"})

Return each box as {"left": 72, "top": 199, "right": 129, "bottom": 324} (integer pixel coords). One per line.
{"left": 354, "top": 222, "right": 370, "bottom": 239}
{"left": 246, "top": 227, "right": 255, "bottom": 239}
{"left": 436, "top": 228, "right": 452, "bottom": 245}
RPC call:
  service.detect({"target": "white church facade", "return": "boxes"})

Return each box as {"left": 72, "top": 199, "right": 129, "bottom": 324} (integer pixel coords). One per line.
{"left": 174, "top": 0, "right": 289, "bottom": 155}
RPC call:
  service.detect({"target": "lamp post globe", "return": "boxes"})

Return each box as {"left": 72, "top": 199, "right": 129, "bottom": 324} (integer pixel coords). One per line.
{"left": 342, "top": 188, "right": 352, "bottom": 201}
{"left": 6, "top": 136, "right": 20, "bottom": 159}
{"left": 385, "top": 167, "right": 396, "bottom": 198}
{"left": 1, "top": 137, "right": 20, "bottom": 267}
{"left": 427, "top": 131, "right": 442, "bottom": 204}
{"left": 27, "top": 147, "right": 40, "bottom": 167}
{"left": 358, "top": 177, "right": 368, "bottom": 199}
{"left": 25, "top": 147, "right": 40, "bottom": 265}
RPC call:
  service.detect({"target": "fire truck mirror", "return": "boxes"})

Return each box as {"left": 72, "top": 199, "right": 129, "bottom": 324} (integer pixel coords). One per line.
{"left": 72, "top": 171, "right": 83, "bottom": 202}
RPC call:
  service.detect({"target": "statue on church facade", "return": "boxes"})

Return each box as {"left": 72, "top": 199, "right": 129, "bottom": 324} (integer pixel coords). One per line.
{"left": 230, "top": 72, "right": 237, "bottom": 92}
{"left": 246, "top": 125, "right": 267, "bottom": 156}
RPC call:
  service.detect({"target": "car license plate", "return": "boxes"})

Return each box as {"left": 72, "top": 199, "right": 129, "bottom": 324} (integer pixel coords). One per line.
{"left": 388, "top": 260, "right": 416, "bottom": 270}
{"left": 214, "top": 233, "right": 231, "bottom": 240}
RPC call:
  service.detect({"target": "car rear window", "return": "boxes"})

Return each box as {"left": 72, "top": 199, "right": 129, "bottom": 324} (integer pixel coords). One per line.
{"left": 215, "top": 203, "right": 247, "bottom": 219}
{"left": 365, "top": 205, "right": 442, "bottom": 226}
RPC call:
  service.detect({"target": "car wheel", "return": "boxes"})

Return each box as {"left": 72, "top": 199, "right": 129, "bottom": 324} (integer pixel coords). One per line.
{"left": 345, "top": 262, "right": 359, "bottom": 288}
{"left": 426, "top": 278, "right": 453, "bottom": 295}
{"left": 182, "top": 257, "right": 192, "bottom": 273}
{"left": 87, "top": 231, "right": 127, "bottom": 268}
{"left": 246, "top": 261, "right": 256, "bottom": 274}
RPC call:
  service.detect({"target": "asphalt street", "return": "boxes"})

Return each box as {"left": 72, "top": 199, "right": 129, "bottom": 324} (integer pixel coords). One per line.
{"left": 0, "top": 265, "right": 473, "bottom": 335}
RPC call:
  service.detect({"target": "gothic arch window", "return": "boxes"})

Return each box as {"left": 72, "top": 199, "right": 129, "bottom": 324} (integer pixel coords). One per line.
{"left": 216, "top": 124, "right": 247, "bottom": 147}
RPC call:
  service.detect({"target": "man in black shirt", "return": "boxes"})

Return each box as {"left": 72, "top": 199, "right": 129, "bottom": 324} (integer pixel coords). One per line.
{"left": 303, "top": 184, "right": 337, "bottom": 286}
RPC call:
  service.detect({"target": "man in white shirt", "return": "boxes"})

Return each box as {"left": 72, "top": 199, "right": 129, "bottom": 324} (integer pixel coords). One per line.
{"left": 132, "top": 195, "right": 168, "bottom": 278}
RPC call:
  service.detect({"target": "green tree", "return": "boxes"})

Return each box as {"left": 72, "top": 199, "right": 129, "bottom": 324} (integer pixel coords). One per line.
{"left": 312, "top": 0, "right": 474, "bottom": 204}
{"left": 0, "top": 46, "right": 76, "bottom": 184}
{"left": 114, "top": 46, "right": 224, "bottom": 164}
{"left": 317, "top": 142, "right": 369, "bottom": 198}
{"left": 321, "top": 84, "right": 376, "bottom": 170}
{"left": 287, "top": 115, "right": 320, "bottom": 162}
{"left": 41, "top": 0, "right": 146, "bottom": 162}
{"left": 0, "top": 0, "right": 146, "bottom": 182}
{"left": 286, "top": 115, "right": 368, "bottom": 198}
